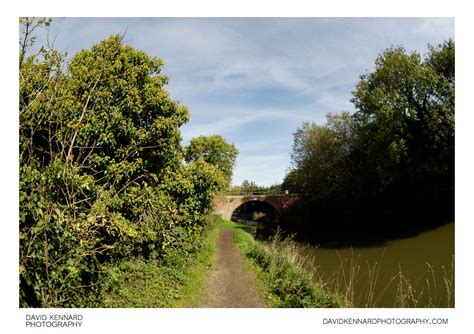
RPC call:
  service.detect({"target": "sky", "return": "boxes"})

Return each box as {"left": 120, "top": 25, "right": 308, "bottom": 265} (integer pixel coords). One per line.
{"left": 30, "top": 17, "right": 454, "bottom": 186}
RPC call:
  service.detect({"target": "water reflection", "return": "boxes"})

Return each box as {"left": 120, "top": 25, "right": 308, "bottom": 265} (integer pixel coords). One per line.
{"left": 232, "top": 213, "right": 454, "bottom": 307}
{"left": 297, "top": 223, "right": 454, "bottom": 307}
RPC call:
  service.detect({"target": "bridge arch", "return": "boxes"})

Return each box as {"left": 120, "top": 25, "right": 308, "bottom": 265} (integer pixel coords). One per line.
{"left": 231, "top": 199, "right": 282, "bottom": 224}
{"left": 213, "top": 194, "right": 298, "bottom": 222}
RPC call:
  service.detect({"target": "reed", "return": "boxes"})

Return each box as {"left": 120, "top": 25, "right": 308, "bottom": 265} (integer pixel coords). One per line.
{"left": 309, "top": 249, "right": 454, "bottom": 308}
{"left": 230, "top": 221, "right": 454, "bottom": 308}
{"left": 236, "top": 227, "right": 342, "bottom": 307}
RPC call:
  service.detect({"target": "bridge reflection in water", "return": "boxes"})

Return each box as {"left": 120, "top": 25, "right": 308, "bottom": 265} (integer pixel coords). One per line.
{"left": 232, "top": 200, "right": 280, "bottom": 224}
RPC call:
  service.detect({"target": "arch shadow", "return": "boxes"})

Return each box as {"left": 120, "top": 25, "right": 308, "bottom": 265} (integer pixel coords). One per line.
{"left": 231, "top": 200, "right": 281, "bottom": 224}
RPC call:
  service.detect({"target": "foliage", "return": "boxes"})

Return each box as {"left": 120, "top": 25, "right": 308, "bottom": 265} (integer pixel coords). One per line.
{"left": 184, "top": 135, "right": 238, "bottom": 188}
{"left": 284, "top": 40, "right": 454, "bottom": 226}
{"left": 19, "top": 18, "right": 226, "bottom": 307}
{"left": 19, "top": 17, "right": 52, "bottom": 67}
{"left": 351, "top": 41, "right": 454, "bottom": 191}
{"left": 101, "top": 215, "right": 220, "bottom": 307}
{"left": 229, "top": 180, "right": 282, "bottom": 195}
{"left": 285, "top": 112, "right": 353, "bottom": 200}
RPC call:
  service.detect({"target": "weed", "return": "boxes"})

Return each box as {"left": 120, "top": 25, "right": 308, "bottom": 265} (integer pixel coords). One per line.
{"left": 100, "top": 216, "right": 219, "bottom": 307}
{"left": 218, "top": 219, "right": 342, "bottom": 308}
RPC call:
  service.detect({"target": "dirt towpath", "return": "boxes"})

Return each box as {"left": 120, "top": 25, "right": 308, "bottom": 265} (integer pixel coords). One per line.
{"left": 199, "top": 228, "right": 267, "bottom": 308}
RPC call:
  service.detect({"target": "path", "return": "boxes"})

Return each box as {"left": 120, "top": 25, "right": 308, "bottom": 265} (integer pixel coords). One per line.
{"left": 199, "top": 228, "right": 267, "bottom": 308}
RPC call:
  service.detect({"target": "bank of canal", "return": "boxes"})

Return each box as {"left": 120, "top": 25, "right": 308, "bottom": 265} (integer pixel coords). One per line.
{"left": 288, "top": 223, "right": 454, "bottom": 307}
{"left": 241, "top": 217, "right": 454, "bottom": 307}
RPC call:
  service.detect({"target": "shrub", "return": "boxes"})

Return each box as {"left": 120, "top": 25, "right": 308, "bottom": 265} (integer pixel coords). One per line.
{"left": 19, "top": 19, "right": 226, "bottom": 307}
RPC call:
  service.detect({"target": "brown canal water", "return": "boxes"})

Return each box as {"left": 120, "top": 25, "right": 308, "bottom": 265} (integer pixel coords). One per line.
{"left": 297, "top": 223, "right": 454, "bottom": 307}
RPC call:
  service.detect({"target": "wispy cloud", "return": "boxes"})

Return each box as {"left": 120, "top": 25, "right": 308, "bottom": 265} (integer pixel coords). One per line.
{"left": 32, "top": 17, "right": 454, "bottom": 185}
{"left": 180, "top": 105, "right": 327, "bottom": 143}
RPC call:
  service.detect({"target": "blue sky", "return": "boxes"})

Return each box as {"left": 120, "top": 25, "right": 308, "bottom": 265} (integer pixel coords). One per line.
{"left": 31, "top": 17, "right": 454, "bottom": 186}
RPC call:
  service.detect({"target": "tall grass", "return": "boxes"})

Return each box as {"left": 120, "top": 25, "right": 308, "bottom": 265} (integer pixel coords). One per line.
{"left": 230, "top": 225, "right": 342, "bottom": 308}
{"left": 217, "top": 218, "right": 454, "bottom": 308}
{"left": 308, "top": 248, "right": 454, "bottom": 308}
{"left": 251, "top": 229, "right": 454, "bottom": 308}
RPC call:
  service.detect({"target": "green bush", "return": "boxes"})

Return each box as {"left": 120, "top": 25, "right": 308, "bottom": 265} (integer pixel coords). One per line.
{"left": 101, "top": 215, "right": 219, "bottom": 308}
{"left": 19, "top": 19, "right": 226, "bottom": 307}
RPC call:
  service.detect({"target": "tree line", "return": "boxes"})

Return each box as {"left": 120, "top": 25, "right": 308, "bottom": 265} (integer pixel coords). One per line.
{"left": 282, "top": 40, "right": 454, "bottom": 236}
{"left": 19, "top": 18, "right": 237, "bottom": 307}
{"left": 229, "top": 180, "right": 282, "bottom": 195}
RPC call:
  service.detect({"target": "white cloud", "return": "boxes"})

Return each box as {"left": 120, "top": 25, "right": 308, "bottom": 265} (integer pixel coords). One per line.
{"left": 32, "top": 17, "right": 454, "bottom": 186}
{"left": 180, "top": 105, "right": 327, "bottom": 143}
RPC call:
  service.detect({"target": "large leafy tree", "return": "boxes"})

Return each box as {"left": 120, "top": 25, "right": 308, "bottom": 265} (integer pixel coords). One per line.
{"left": 351, "top": 40, "right": 454, "bottom": 193}
{"left": 285, "top": 112, "right": 354, "bottom": 200}
{"left": 19, "top": 19, "right": 222, "bottom": 307}
{"left": 184, "top": 135, "right": 238, "bottom": 188}
{"left": 285, "top": 40, "right": 454, "bottom": 217}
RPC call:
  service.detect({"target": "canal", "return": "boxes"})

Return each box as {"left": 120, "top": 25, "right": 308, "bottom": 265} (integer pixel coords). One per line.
{"left": 233, "top": 214, "right": 454, "bottom": 307}
{"left": 297, "top": 222, "right": 454, "bottom": 307}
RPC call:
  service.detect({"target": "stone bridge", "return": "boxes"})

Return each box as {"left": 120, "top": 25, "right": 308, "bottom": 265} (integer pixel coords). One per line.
{"left": 213, "top": 194, "right": 299, "bottom": 222}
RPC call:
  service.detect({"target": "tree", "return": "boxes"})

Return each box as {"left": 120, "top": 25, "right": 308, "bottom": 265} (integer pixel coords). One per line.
{"left": 238, "top": 179, "right": 259, "bottom": 193}
{"left": 351, "top": 41, "right": 454, "bottom": 192}
{"left": 19, "top": 17, "right": 52, "bottom": 67}
{"left": 288, "top": 112, "right": 354, "bottom": 200}
{"left": 19, "top": 20, "right": 224, "bottom": 307}
{"left": 285, "top": 40, "right": 454, "bottom": 225}
{"left": 184, "top": 135, "right": 238, "bottom": 188}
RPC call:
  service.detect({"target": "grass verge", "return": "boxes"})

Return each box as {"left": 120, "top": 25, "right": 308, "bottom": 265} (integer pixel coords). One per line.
{"left": 214, "top": 216, "right": 343, "bottom": 308}
{"left": 100, "top": 219, "right": 219, "bottom": 308}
